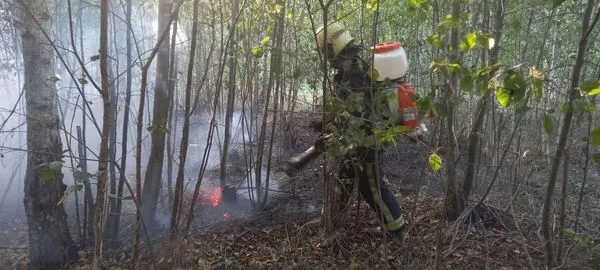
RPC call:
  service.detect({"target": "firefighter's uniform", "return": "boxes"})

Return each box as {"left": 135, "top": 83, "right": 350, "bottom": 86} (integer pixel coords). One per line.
{"left": 316, "top": 22, "right": 406, "bottom": 240}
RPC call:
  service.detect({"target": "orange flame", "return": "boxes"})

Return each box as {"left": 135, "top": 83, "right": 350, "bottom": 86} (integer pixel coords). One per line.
{"left": 206, "top": 187, "right": 222, "bottom": 207}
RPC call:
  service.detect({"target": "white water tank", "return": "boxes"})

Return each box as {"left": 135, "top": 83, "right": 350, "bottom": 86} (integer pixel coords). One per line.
{"left": 371, "top": 41, "right": 408, "bottom": 82}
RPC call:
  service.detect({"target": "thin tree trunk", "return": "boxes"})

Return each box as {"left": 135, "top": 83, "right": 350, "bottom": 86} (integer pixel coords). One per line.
{"left": 220, "top": 0, "right": 239, "bottom": 189}
{"left": 255, "top": 0, "right": 285, "bottom": 208}
{"left": 171, "top": 0, "right": 200, "bottom": 233}
{"left": 77, "top": 126, "right": 94, "bottom": 247}
{"left": 166, "top": 15, "right": 178, "bottom": 209}
{"left": 443, "top": 0, "right": 462, "bottom": 221}
{"left": 93, "top": 0, "right": 111, "bottom": 266}
{"left": 110, "top": 0, "right": 133, "bottom": 246}
{"left": 574, "top": 111, "right": 593, "bottom": 231}
{"left": 105, "top": 6, "right": 120, "bottom": 242}
{"left": 556, "top": 153, "right": 569, "bottom": 265}
{"left": 541, "top": 0, "right": 597, "bottom": 267}
{"left": 463, "top": 0, "right": 505, "bottom": 204}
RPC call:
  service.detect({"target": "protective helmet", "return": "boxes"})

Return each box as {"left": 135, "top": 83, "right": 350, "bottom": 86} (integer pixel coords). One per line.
{"left": 315, "top": 21, "right": 354, "bottom": 58}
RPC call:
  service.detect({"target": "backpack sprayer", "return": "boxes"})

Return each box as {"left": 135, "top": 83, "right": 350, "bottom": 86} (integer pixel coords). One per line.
{"left": 286, "top": 41, "right": 427, "bottom": 173}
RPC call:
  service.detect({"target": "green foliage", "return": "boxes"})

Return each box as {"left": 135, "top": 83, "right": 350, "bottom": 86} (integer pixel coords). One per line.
{"left": 549, "top": 0, "right": 567, "bottom": 9}
{"left": 592, "top": 153, "right": 600, "bottom": 165}
{"left": 429, "top": 58, "right": 462, "bottom": 75}
{"left": 74, "top": 170, "right": 94, "bottom": 184}
{"left": 78, "top": 76, "right": 88, "bottom": 86}
{"left": 591, "top": 126, "right": 600, "bottom": 146}
{"left": 407, "top": 0, "right": 430, "bottom": 21}
{"left": 427, "top": 34, "right": 443, "bottom": 48}
{"left": 39, "top": 161, "right": 63, "bottom": 182}
{"left": 560, "top": 102, "right": 573, "bottom": 113}
{"left": 543, "top": 114, "right": 554, "bottom": 135}
{"left": 407, "top": 0, "right": 429, "bottom": 10}
{"left": 374, "top": 125, "right": 410, "bottom": 144}
{"left": 147, "top": 120, "right": 170, "bottom": 134}
{"left": 251, "top": 45, "right": 264, "bottom": 58}
{"left": 563, "top": 228, "right": 599, "bottom": 248}
{"left": 476, "top": 32, "right": 494, "bottom": 49}
{"left": 438, "top": 14, "right": 460, "bottom": 32}
{"left": 581, "top": 80, "right": 600, "bottom": 96}
{"left": 41, "top": 166, "right": 57, "bottom": 182}
{"left": 460, "top": 68, "right": 474, "bottom": 92}
{"left": 496, "top": 71, "right": 527, "bottom": 107}
{"left": 364, "top": 0, "right": 379, "bottom": 11}
{"left": 428, "top": 152, "right": 442, "bottom": 171}
{"left": 416, "top": 91, "right": 434, "bottom": 112}
{"left": 459, "top": 32, "right": 477, "bottom": 52}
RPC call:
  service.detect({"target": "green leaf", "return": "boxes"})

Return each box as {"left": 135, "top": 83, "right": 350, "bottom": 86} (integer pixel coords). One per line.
{"left": 496, "top": 71, "right": 527, "bottom": 107}
{"left": 459, "top": 32, "right": 477, "bottom": 52}
{"left": 251, "top": 45, "right": 264, "bottom": 58}
{"left": 74, "top": 170, "right": 94, "bottom": 183}
{"left": 560, "top": 103, "right": 572, "bottom": 113}
{"left": 552, "top": 0, "right": 567, "bottom": 9}
{"left": 427, "top": 34, "right": 443, "bottom": 48}
{"left": 73, "top": 183, "right": 83, "bottom": 191}
{"left": 591, "top": 126, "right": 600, "bottom": 146}
{"left": 438, "top": 14, "right": 460, "bottom": 32}
{"left": 90, "top": 55, "right": 100, "bottom": 61}
{"left": 496, "top": 87, "right": 511, "bottom": 107}
{"left": 476, "top": 32, "right": 494, "bottom": 49}
{"left": 260, "top": 36, "right": 271, "bottom": 45}
{"left": 592, "top": 153, "right": 600, "bottom": 165}
{"left": 416, "top": 94, "right": 433, "bottom": 112}
{"left": 428, "top": 153, "right": 443, "bottom": 171}
{"left": 460, "top": 70, "right": 474, "bottom": 92}
{"left": 580, "top": 80, "right": 600, "bottom": 96}
{"left": 39, "top": 161, "right": 63, "bottom": 182}
{"left": 543, "top": 114, "right": 554, "bottom": 135}
{"left": 407, "top": 0, "right": 428, "bottom": 10}
{"left": 41, "top": 166, "right": 56, "bottom": 181}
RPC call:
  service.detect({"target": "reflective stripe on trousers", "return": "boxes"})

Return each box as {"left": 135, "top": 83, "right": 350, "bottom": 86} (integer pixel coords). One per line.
{"left": 338, "top": 148, "right": 405, "bottom": 232}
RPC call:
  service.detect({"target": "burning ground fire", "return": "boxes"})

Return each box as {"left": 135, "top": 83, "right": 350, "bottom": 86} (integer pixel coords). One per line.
{"left": 184, "top": 186, "right": 223, "bottom": 208}
{"left": 177, "top": 185, "right": 234, "bottom": 223}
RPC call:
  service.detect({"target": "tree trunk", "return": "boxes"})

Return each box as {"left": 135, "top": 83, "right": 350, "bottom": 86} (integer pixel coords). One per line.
{"left": 94, "top": 0, "right": 111, "bottom": 266}
{"left": 220, "top": 0, "right": 239, "bottom": 189}
{"left": 541, "top": 0, "right": 597, "bottom": 267}
{"left": 171, "top": 0, "right": 200, "bottom": 233}
{"left": 107, "top": 0, "right": 133, "bottom": 244}
{"left": 141, "top": 0, "right": 172, "bottom": 224}
{"left": 166, "top": 15, "right": 178, "bottom": 209}
{"left": 105, "top": 10, "right": 120, "bottom": 242}
{"left": 463, "top": 0, "right": 505, "bottom": 204}
{"left": 442, "top": 0, "right": 462, "bottom": 221}
{"left": 254, "top": 0, "right": 285, "bottom": 208}
{"left": 19, "top": 0, "right": 78, "bottom": 266}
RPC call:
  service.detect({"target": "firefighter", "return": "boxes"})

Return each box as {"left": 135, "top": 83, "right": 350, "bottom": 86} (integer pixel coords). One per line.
{"left": 312, "top": 21, "right": 406, "bottom": 243}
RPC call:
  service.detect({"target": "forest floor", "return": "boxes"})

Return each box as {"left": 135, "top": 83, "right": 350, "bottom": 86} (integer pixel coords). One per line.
{"left": 2, "top": 110, "right": 600, "bottom": 269}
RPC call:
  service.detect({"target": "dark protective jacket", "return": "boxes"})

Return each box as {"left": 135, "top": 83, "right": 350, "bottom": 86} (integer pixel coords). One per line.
{"left": 326, "top": 41, "right": 406, "bottom": 232}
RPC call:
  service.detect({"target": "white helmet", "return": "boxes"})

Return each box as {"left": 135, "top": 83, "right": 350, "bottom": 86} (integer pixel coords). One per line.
{"left": 315, "top": 22, "right": 354, "bottom": 58}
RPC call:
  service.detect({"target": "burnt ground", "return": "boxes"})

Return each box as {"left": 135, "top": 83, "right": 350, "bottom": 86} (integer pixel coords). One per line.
{"left": 2, "top": 110, "right": 600, "bottom": 269}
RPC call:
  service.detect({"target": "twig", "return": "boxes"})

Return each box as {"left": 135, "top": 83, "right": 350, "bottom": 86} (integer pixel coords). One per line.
{"left": 0, "top": 246, "right": 28, "bottom": 249}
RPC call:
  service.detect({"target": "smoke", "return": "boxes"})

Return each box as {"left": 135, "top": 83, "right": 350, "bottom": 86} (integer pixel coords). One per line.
{"left": 152, "top": 107, "right": 282, "bottom": 229}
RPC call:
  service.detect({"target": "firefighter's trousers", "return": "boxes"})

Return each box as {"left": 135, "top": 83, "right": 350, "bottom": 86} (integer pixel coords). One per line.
{"left": 338, "top": 147, "right": 405, "bottom": 232}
